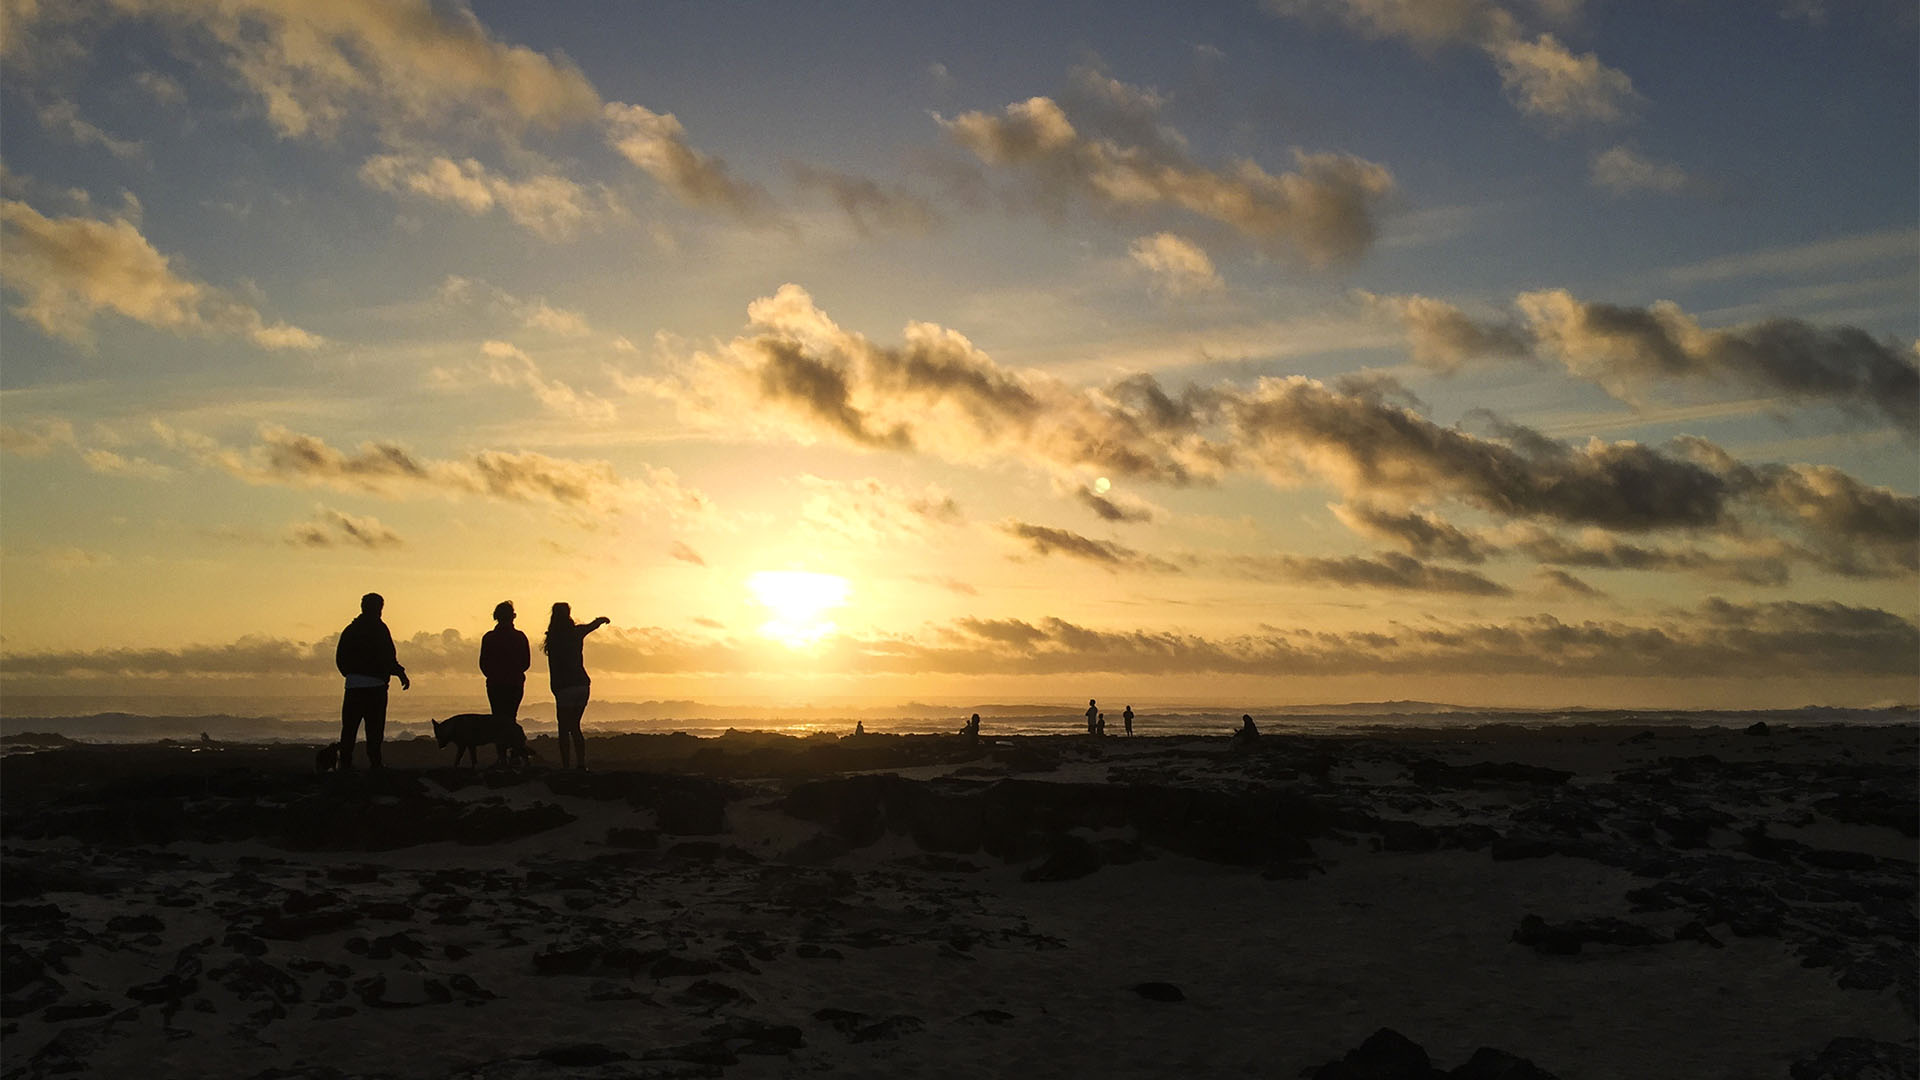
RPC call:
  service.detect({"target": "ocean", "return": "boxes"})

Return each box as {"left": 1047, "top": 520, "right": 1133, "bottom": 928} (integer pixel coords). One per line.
{"left": 1, "top": 692, "right": 1912, "bottom": 747}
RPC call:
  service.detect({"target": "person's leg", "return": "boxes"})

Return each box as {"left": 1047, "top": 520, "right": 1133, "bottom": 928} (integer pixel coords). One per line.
{"left": 555, "top": 689, "right": 582, "bottom": 769}
{"left": 365, "top": 686, "right": 388, "bottom": 769}
{"left": 339, "top": 691, "right": 363, "bottom": 769}
{"left": 572, "top": 687, "right": 589, "bottom": 771}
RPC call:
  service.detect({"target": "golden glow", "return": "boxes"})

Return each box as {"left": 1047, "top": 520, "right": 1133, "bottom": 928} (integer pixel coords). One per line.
{"left": 747, "top": 570, "right": 850, "bottom": 648}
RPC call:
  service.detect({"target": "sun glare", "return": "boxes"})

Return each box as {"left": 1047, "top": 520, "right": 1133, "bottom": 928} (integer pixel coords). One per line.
{"left": 747, "top": 570, "right": 850, "bottom": 648}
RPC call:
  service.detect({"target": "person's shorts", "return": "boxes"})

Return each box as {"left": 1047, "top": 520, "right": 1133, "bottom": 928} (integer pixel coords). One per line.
{"left": 554, "top": 685, "right": 591, "bottom": 713}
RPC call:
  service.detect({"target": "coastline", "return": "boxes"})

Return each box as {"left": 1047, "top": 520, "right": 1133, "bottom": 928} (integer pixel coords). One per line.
{"left": 3, "top": 723, "right": 1914, "bottom": 1078}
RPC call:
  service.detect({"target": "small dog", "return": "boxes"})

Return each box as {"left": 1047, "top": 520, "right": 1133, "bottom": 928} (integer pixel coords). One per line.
{"left": 431, "top": 713, "right": 534, "bottom": 769}
{"left": 315, "top": 742, "right": 340, "bottom": 773}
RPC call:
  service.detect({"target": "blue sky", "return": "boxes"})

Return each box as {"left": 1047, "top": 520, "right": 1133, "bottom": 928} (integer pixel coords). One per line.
{"left": 1, "top": 0, "right": 1914, "bottom": 707}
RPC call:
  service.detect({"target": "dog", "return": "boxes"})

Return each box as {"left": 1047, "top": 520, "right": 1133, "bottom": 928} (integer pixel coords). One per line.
{"left": 315, "top": 742, "right": 340, "bottom": 773}
{"left": 431, "top": 713, "right": 534, "bottom": 769}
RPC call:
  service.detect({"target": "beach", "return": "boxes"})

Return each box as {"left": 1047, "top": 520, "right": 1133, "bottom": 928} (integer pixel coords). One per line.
{"left": 2, "top": 722, "right": 1914, "bottom": 1079}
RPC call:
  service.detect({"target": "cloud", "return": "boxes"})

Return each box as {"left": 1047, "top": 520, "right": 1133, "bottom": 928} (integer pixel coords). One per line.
{"left": 797, "top": 475, "right": 964, "bottom": 545}
{"left": 0, "top": 418, "right": 78, "bottom": 457}
{"left": 0, "top": 197, "right": 322, "bottom": 349}
{"left": 1129, "top": 232, "right": 1222, "bottom": 293}
{"left": 668, "top": 541, "right": 707, "bottom": 566}
{"left": 1734, "top": 460, "right": 1920, "bottom": 578}
{"left": 1504, "top": 525, "right": 1795, "bottom": 586}
{"left": 478, "top": 340, "right": 616, "bottom": 421}
{"left": 1663, "top": 228, "right": 1919, "bottom": 286}
{"left": 167, "top": 423, "right": 707, "bottom": 519}
{"left": 1590, "top": 145, "right": 1698, "bottom": 195}
{"left": 359, "top": 154, "right": 592, "bottom": 239}
{"left": 9, "top": 599, "right": 1914, "bottom": 682}
{"left": 1517, "top": 289, "right": 1919, "bottom": 432}
{"left": 1332, "top": 502, "right": 1493, "bottom": 562}
{"left": 1359, "top": 291, "right": 1530, "bottom": 372}
{"left": 787, "top": 162, "right": 940, "bottom": 234}
{"left": 67, "top": 0, "right": 602, "bottom": 140}
{"left": 604, "top": 102, "right": 773, "bottom": 219}
{"left": 1369, "top": 287, "right": 1919, "bottom": 431}
{"left": 1264, "top": 0, "right": 1638, "bottom": 125}
{"left": 652, "top": 286, "right": 1912, "bottom": 564}
{"left": 941, "top": 92, "right": 1394, "bottom": 265}
{"left": 1535, "top": 567, "right": 1603, "bottom": 597}
{"left": 1001, "top": 521, "right": 1182, "bottom": 573}
{"left": 1070, "top": 482, "right": 1159, "bottom": 523}
{"left": 1229, "top": 550, "right": 1511, "bottom": 595}
{"left": 37, "top": 99, "right": 142, "bottom": 158}
{"left": 287, "top": 507, "right": 403, "bottom": 549}
{"left": 1489, "top": 33, "right": 1639, "bottom": 124}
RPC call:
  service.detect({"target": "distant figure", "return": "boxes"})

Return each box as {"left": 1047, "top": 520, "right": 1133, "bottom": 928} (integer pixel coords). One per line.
{"left": 1095, "top": 712, "right": 1105, "bottom": 737}
{"left": 479, "top": 601, "right": 531, "bottom": 728}
{"left": 334, "top": 592, "right": 410, "bottom": 770}
{"left": 960, "top": 713, "right": 981, "bottom": 743}
{"left": 854, "top": 720, "right": 866, "bottom": 736}
{"left": 1231, "top": 713, "right": 1259, "bottom": 747}
{"left": 1086, "top": 699, "right": 1098, "bottom": 735}
{"left": 1123, "top": 705, "right": 1134, "bottom": 736}
{"left": 544, "top": 602, "right": 609, "bottom": 771}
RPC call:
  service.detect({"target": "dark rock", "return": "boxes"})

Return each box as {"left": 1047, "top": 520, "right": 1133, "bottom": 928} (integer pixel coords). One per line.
{"left": 1409, "top": 760, "right": 1574, "bottom": 788}
{"left": 1788, "top": 1036, "right": 1917, "bottom": 1080}
{"left": 704, "top": 1016, "right": 804, "bottom": 1053}
{"left": 1309, "top": 1027, "right": 1444, "bottom": 1079}
{"left": 1512, "top": 914, "right": 1666, "bottom": 955}
{"left": 606, "top": 826, "right": 659, "bottom": 849}
{"left": 813, "top": 1007, "right": 867, "bottom": 1036}
{"left": 1449, "top": 1046, "right": 1561, "bottom": 1079}
{"left": 672, "top": 979, "right": 752, "bottom": 1014}
{"left": 1377, "top": 819, "right": 1440, "bottom": 853}
{"left": 1132, "top": 981, "right": 1184, "bottom": 1002}
{"left": 536, "top": 1043, "right": 632, "bottom": 1067}
{"left": 651, "top": 954, "right": 724, "bottom": 979}
{"left": 1745, "top": 721, "right": 1770, "bottom": 736}
{"left": 1490, "top": 835, "right": 1559, "bottom": 861}
{"left": 253, "top": 908, "right": 359, "bottom": 941}
{"left": 794, "top": 943, "right": 843, "bottom": 960}
{"left": 324, "top": 864, "right": 379, "bottom": 884}
{"left": 850, "top": 1014, "right": 924, "bottom": 1043}
{"left": 42, "top": 1000, "right": 116, "bottom": 1022}
{"left": 107, "top": 907, "right": 165, "bottom": 933}
{"left": 1021, "top": 834, "right": 1103, "bottom": 882}
{"left": 962, "top": 1008, "right": 1015, "bottom": 1025}
{"left": 2, "top": 944, "right": 63, "bottom": 1017}
{"left": 1673, "top": 920, "right": 1724, "bottom": 949}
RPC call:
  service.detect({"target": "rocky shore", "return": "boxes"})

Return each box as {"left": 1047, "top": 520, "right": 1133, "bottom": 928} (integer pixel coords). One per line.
{"left": 2, "top": 724, "right": 1914, "bottom": 1078}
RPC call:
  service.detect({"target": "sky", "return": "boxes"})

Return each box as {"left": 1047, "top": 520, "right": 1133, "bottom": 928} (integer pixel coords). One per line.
{"left": 0, "top": 0, "right": 1915, "bottom": 710}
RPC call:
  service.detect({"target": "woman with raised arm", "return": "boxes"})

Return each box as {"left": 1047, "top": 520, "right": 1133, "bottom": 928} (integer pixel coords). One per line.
{"left": 544, "top": 602, "right": 610, "bottom": 771}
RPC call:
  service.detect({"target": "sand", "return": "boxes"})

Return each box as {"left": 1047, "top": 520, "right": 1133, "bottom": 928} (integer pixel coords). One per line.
{"left": 2, "top": 723, "right": 1914, "bottom": 1079}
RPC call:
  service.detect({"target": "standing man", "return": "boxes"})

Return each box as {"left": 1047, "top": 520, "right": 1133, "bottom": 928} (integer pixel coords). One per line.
{"left": 479, "top": 601, "right": 530, "bottom": 728}
{"left": 1085, "top": 699, "right": 1098, "bottom": 735}
{"left": 335, "top": 592, "right": 409, "bottom": 770}
{"left": 1123, "top": 704, "right": 1134, "bottom": 737}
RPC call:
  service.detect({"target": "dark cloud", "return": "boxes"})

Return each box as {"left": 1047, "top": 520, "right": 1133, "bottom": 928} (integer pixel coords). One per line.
{"left": 1536, "top": 568, "right": 1605, "bottom": 598}
{"left": 1002, "top": 521, "right": 1181, "bottom": 573}
{"left": 1375, "top": 289, "right": 1920, "bottom": 432}
{"left": 1228, "top": 551, "right": 1511, "bottom": 595}
{"left": 940, "top": 90, "right": 1394, "bottom": 265}
{"left": 1508, "top": 527, "right": 1793, "bottom": 587}
{"left": 755, "top": 339, "right": 910, "bottom": 450}
{"left": 286, "top": 508, "right": 403, "bottom": 550}
{"left": 669, "top": 541, "right": 706, "bottom": 566}
{"left": 604, "top": 103, "right": 775, "bottom": 221}
{"left": 1074, "top": 484, "right": 1156, "bottom": 523}
{"left": 1332, "top": 503, "right": 1492, "bottom": 563}
{"left": 1232, "top": 377, "right": 1733, "bottom": 531}
{"left": 9, "top": 602, "right": 1913, "bottom": 682}
{"left": 786, "top": 161, "right": 940, "bottom": 234}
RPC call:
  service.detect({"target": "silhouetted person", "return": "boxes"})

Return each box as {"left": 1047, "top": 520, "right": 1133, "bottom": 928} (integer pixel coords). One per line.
{"left": 1086, "top": 699, "right": 1098, "bottom": 735}
{"left": 1123, "top": 705, "right": 1134, "bottom": 736}
{"left": 1096, "top": 712, "right": 1106, "bottom": 737}
{"left": 335, "top": 592, "right": 409, "bottom": 770}
{"left": 1231, "top": 713, "right": 1259, "bottom": 746}
{"left": 854, "top": 720, "right": 866, "bottom": 736}
{"left": 544, "top": 602, "right": 609, "bottom": 770}
{"left": 960, "top": 713, "right": 981, "bottom": 743}
{"left": 479, "top": 601, "right": 530, "bottom": 727}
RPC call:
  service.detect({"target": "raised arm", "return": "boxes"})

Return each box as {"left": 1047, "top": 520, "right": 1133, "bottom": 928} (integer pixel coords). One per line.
{"left": 585, "top": 616, "right": 611, "bottom": 635}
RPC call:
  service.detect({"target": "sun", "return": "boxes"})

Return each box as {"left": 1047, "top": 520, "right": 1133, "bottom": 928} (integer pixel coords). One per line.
{"left": 747, "top": 570, "right": 850, "bottom": 649}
